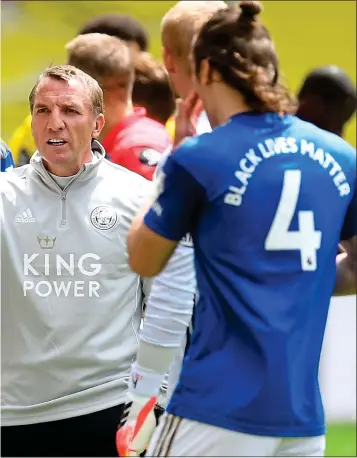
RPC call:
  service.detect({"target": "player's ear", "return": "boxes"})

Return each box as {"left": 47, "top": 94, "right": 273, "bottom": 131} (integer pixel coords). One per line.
{"left": 92, "top": 113, "right": 105, "bottom": 139}
{"left": 163, "top": 47, "right": 175, "bottom": 74}
{"left": 198, "top": 59, "right": 212, "bottom": 86}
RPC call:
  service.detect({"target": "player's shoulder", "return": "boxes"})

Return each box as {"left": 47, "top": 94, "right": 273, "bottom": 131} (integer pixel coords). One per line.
{"left": 292, "top": 117, "right": 356, "bottom": 165}
{"left": 92, "top": 140, "right": 153, "bottom": 197}
{"left": 0, "top": 139, "right": 11, "bottom": 158}
{"left": 169, "top": 130, "right": 219, "bottom": 177}
{"left": 291, "top": 116, "right": 355, "bottom": 152}
{"left": 173, "top": 132, "right": 212, "bottom": 159}
{"left": 322, "top": 130, "right": 355, "bottom": 162}
{"left": 123, "top": 115, "right": 172, "bottom": 149}
{"left": 111, "top": 116, "right": 172, "bottom": 175}
{"left": 137, "top": 115, "right": 171, "bottom": 135}
{"left": 1, "top": 139, "right": 15, "bottom": 170}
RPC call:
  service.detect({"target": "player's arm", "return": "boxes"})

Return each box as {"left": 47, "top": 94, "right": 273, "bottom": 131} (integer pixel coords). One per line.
{"left": 128, "top": 211, "right": 178, "bottom": 277}
{"left": 127, "top": 150, "right": 195, "bottom": 404}
{"left": 132, "top": 240, "right": 195, "bottom": 399}
{"left": 117, "top": 245, "right": 195, "bottom": 456}
{"left": 128, "top": 150, "right": 206, "bottom": 277}
{"left": 333, "top": 190, "right": 357, "bottom": 296}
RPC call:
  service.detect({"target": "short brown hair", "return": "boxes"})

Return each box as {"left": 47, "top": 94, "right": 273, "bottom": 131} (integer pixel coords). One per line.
{"left": 161, "top": 1, "right": 227, "bottom": 71}
{"left": 29, "top": 64, "right": 104, "bottom": 115}
{"left": 193, "top": 1, "right": 296, "bottom": 114}
{"left": 132, "top": 52, "right": 176, "bottom": 125}
{"left": 65, "top": 33, "right": 134, "bottom": 89}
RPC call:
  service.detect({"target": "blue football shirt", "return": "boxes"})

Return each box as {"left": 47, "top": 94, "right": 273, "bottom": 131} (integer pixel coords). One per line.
{"left": 144, "top": 112, "right": 356, "bottom": 437}
{"left": 1, "top": 139, "right": 15, "bottom": 172}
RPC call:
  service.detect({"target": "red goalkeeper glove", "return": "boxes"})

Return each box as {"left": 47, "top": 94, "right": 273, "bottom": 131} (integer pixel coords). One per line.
{"left": 116, "top": 393, "right": 157, "bottom": 457}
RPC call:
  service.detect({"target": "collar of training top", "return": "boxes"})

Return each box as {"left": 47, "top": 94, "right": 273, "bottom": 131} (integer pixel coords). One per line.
{"left": 30, "top": 139, "right": 106, "bottom": 189}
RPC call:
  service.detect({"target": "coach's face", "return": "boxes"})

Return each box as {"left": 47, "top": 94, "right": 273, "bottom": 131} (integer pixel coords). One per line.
{"left": 31, "top": 77, "right": 104, "bottom": 176}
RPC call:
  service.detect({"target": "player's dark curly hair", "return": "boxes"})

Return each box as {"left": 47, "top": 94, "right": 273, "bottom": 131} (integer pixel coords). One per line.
{"left": 193, "top": 1, "right": 296, "bottom": 114}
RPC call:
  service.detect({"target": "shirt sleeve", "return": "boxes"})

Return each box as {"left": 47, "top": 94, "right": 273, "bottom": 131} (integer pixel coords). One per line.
{"left": 132, "top": 242, "right": 196, "bottom": 402}
{"left": 140, "top": 242, "right": 195, "bottom": 348}
{"left": 8, "top": 115, "right": 35, "bottom": 166}
{"left": 153, "top": 146, "right": 172, "bottom": 181}
{"left": 340, "top": 188, "right": 356, "bottom": 241}
{"left": 144, "top": 154, "right": 206, "bottom": 241}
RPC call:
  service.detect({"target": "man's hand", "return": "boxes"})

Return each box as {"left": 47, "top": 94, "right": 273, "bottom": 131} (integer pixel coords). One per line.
{"left": 173, "top": 91, "right": 203, "bottom": 147}
{"left": 334, "top": 236, "right": 357, "bottom": 296}
{"left": 116, "top": 394, "right": 158, "bottom": 456}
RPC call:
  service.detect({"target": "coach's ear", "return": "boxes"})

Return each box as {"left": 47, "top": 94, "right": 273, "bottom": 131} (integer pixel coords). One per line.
{"left": 92, "top": 113, "right": 105, "bottom": 139}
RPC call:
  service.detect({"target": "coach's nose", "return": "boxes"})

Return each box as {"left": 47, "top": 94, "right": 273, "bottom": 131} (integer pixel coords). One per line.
{"left": 47, "top": 109, "right": 65, "bottom": 132}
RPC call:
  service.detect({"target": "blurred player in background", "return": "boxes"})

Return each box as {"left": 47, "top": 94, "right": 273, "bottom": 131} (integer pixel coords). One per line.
{"left": 162, "top": 1, "right": 227, "bottom": 140}
{"left": 8, "top": 13, "right": 150, "bottom": 167}
{"left": 66, "top": 33, "right": 172, "bottom": 180}
{"left": 127, "top": 2, "right": 357, "bottom": 456}
{"left": 8, "top": 113, "right": 34, "bottom": 167}
{"left": 1, "top": 139, "right": 15, "bottom": 172}
{"left": 296, "top": 66, "right": 356, "bottom": 256}
{"left": 78, "top": 13, "right": 149, "bottom": 54}
{"left": 132, "top": 51, "right": 176, "bottom": 126}
{"left": 296, "top": 65, "right": 357, "bottom": 138}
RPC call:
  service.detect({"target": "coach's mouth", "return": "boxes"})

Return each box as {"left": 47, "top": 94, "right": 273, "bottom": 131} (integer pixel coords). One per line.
{"left": 47, "top": 139, "right": 67, "bottom": 146}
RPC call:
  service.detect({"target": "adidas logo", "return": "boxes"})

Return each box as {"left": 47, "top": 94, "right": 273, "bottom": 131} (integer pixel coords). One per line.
{"left": 15, "top": 208, "right": 36, "bottom": 223}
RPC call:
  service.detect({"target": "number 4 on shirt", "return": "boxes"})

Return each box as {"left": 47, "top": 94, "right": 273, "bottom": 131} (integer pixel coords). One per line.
{"left": 265, "top": 170, "right": 322, "bottom": 271}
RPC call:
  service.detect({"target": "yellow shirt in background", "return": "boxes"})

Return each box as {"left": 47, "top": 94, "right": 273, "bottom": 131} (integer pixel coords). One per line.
{"left": 165, "top": 116, "right": 175, "bottom": 141}
{"left": 8, "top": 114, "right": 36, "bottom": 166}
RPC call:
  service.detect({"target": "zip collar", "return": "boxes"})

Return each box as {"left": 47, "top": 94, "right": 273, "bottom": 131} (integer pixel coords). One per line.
{"left": 30, "top": 140, "right": 106, "bottom": 192}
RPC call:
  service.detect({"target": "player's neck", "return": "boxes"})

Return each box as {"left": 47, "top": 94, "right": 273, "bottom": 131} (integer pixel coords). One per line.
{"left": 99, "top": 101, "right": 134, "bottom": 141}
{"left": 209, "top": 86, "right": 252, "bottom": 128}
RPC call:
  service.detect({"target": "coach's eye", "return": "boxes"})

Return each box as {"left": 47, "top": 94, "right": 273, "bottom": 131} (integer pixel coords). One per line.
{"left": 37, "top": 108, "right": 48, "bottom": 114}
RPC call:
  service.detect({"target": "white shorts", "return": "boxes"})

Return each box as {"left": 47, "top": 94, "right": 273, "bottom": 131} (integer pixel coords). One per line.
{"left": 147, "top": 413, "right": 326, "bottom": 457}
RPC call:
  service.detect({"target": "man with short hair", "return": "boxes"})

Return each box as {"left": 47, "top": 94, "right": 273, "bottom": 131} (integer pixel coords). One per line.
{"left": 133, "top": 51, "right": 176, "bottom": 126}
{"left": 8, "top": 13, "right": 150, "bottom": 167}
{"left": 162, "top": 1, "right": 227, "bottom": 138}
{"left": 0, "top": 64, "right": 154, "bottom": 457}
{"left": 65, "top": 33, "right": 172, "bottom": 180}
{"left": 296, "top": 65, "right": 356, "bottom": 137}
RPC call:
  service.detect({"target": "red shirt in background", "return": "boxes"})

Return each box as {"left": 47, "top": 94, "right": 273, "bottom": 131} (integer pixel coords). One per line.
{"left": 102, "top": 107, "right": 172, "bottom": 181}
